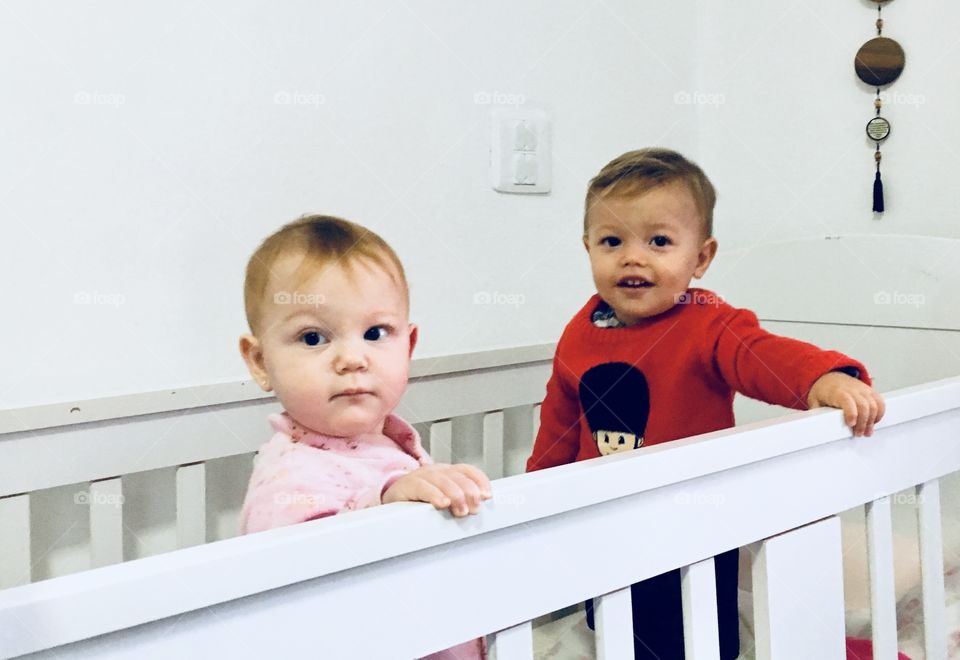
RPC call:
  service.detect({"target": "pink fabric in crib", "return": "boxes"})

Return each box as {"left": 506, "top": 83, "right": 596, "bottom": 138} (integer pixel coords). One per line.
{"left": 421, "top": 639, "right": 485, "bottom": 660}
{"left": 240, "top": 412, "right": 485, "bottom": 659}
{"left": 240, "top": 412, "right": 430, "bottom": 534}
{"left": 845, "top": 637, "right": 911, "bottom": 659}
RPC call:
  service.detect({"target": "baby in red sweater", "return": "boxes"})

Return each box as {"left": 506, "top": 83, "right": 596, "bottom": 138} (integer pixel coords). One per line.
{"left": 526, "top": 148, "right": 886, "bottom": 660}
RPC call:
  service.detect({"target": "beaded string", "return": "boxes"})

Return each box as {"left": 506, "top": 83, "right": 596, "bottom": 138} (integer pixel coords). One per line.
{"left": 873, "top": 3, "right": 885, "bottom": 212}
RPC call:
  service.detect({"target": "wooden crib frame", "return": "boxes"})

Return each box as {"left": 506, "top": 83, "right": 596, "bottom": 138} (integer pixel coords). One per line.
{"left": 1, "top": 340, "right": 958, "bottom": 659}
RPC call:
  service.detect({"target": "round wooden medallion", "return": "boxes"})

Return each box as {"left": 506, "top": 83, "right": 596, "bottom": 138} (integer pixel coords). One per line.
{"left": 855, "top": 37, "right": 905, "bottom": 86}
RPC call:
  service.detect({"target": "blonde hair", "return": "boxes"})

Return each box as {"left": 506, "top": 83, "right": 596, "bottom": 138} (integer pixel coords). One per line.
{"left": 243, "top": 214, "right": 408, "bottom": 334}
{"left": 584, "top": 148, "right": 717, "bottom": 238}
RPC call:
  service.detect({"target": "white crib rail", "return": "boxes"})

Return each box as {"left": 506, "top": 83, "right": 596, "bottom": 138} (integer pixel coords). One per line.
{"left": 0, "top": 344, "right": 553, "bottom": 586}
{"left": 2, "top": 375, "right": 958, "bottom": 659}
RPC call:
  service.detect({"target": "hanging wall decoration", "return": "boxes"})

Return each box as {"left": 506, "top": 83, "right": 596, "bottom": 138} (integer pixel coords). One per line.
{"left": 855, "top": 0, "right": 905, "bottom": 213}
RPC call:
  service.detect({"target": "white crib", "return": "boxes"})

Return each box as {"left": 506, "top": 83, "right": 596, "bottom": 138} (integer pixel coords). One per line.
{"left": 2, "top": 235, "right": 959, "bottom": 659}
{"left": 1, "top": 346, "right": 958, "bottom": 659}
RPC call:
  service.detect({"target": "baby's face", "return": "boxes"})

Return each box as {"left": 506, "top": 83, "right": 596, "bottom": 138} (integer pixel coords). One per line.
{"left": 583, "top": 181, "right": 717, "bottom": 325}
{"left": 248, "top": 255, "right": 415, "bottom": 438}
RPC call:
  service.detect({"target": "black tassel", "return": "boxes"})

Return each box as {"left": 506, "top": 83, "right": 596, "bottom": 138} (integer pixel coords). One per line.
{"left": 873, "top": 169, "right": 884, "bottom": 213}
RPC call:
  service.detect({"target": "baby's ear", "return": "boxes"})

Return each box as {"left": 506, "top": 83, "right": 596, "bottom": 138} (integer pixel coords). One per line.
{"left": 693, "top": 237, "right": 719, "bottom": 279}
{"left": 407, "top": 324, "right": 419, "bottom": 357}
{"left": 239, "top": 334, "right": 272, "bottom": 391}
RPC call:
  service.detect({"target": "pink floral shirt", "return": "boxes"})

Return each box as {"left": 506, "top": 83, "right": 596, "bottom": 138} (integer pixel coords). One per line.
{"left": 240, "top": 412, "right": 431, "bottom": 534}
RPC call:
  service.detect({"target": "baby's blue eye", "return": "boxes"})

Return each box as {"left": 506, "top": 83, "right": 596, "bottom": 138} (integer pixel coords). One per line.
{"left": 300, "top": 331, "right": 327, "bottom": 346}
{"left": 600, "top": 236, "right": 622, "bottom": 247}
{"left": 650, "top": 235, "right": 672, "bottom": 247}
{"left": 364, "top": 326, "right": 390, "bottom": 341}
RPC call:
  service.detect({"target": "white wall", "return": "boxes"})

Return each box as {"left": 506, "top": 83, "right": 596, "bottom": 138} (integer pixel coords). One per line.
{"left": 693, "top": 0, "right": 960, "bottom": 409}
{"left": 696, "top": 0, "right": 960, "bottom": 249}
{"left": 0, "top": 1, "right": 700, "bottom": 408}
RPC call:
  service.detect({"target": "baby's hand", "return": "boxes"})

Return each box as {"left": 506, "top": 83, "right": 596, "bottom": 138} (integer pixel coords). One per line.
{"left": 807, "top": 372, "right": 885, "bottom": 437}
{"left": 382, "top": 464, "right": 492, "bottom": 517}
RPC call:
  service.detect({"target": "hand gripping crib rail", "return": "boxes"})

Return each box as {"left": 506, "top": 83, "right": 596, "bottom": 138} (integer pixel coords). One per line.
{"left": 1, "top": 359, "right": 958, "bottom": 658}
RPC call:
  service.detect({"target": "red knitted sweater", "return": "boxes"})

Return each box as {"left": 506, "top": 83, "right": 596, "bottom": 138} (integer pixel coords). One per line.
{"left": 527, "top": 290, "right": 870, "bottom": 471}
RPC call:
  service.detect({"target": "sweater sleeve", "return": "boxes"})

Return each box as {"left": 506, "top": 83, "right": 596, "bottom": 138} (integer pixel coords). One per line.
{"left": 710, "top": 306, "right": 871, "bottom": 410}
{"left": 527, "top": 347, "right": 583, "bottom": 472}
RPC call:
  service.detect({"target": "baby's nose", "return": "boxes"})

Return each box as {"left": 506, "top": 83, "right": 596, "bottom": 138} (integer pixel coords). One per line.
{"left": 333, "top": 340, "right": 368, "bottom": 372}
{"left": 621, "top": 245, "right": 649, "bottom": 265}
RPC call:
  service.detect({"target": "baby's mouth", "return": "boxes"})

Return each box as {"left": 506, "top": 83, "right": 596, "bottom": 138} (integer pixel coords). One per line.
{"left": 617, "top": 277, "right": 653, "bottom": 289}
{"left": 332, "top": 388, "right": 374, "bottom": 400}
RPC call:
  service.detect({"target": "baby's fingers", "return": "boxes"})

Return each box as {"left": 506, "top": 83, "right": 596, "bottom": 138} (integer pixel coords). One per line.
{"left": 452, "top": 463, "right": 493, "bottom": 498}
{"left": 839, "top": 392, "right": 860, "bottom": 432}
{"left": 413, "top": 479, "right": 450, "bottom": 509}
{"left": 863, "top": 392, "right": 884, "bottom": 437}
{"left": 445, "top": 469, "right": 487, "bottom": 515}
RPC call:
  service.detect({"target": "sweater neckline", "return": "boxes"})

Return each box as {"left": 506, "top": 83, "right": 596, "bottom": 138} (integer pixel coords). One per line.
{"left": 582, "top": 292, "right": 690, "bottom": 333}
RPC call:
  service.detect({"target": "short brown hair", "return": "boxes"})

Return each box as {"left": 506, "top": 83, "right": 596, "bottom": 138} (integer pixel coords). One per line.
{"left": 243, "top": 215, "right": 408, "bottom": 334}
{"left": 584, "top": 148, "right": 716, "bottom": 238}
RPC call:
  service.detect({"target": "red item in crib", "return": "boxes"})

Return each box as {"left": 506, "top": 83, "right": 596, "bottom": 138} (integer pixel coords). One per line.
{"left": 846, "top": 636, "right": 911, "bottom": 660}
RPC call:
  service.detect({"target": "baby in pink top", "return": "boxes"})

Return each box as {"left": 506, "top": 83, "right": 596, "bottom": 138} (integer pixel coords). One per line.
{"left": 238, "top": 214, "right": 490, "bottom": 659}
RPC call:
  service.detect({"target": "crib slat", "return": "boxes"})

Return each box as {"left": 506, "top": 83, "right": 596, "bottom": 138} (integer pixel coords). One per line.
{"left": 429, "top": 421, "right": 452, "bottom": 465}
{"left": 866, "top": 496, "right": 899, "bottom": 660}
{"left": 89, "top": 478, "right": 123, "bottom": 568}
{"left": 491, "top": 620, "right": 533, "bottom": 659}
{"left": 917, "top": 480, "right": 947, "bottom": 660}
{"left": 482, "top": 411, "right": 504, "bottom": 479}
{"left": 753, "top": 516, "right": 845, "bottom": 660}
{"left": 451, "top": 413, "right": 483, "bottom": 466}
{"left": 503, "top": 405, "right": 535, "bottom": 477}
{"left": 176, "top": 463, "right": 206, "bottom": 549}
{"left": 0, "top": 494, "right": 31, "bottom": 588}
{"left": 595, "top": 586, "right": 633, "bottom": 659}
{"left": 681, "top": 557, "right": 721, "bottom": 660}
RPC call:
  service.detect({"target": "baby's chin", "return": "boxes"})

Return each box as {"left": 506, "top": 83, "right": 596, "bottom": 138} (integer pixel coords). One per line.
{"left": 287, "top": 410, "right": 384, "bottom": 438}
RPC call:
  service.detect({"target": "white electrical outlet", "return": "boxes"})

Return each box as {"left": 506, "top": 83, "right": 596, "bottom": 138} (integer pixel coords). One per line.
{"left": 491, "top": 108, "right": 551, "bottom": 194}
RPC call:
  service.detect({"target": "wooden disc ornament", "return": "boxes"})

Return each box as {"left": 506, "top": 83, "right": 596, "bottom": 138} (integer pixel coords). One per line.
{"left": 855, "top": 37, "right": 905, "bottom": 87}
{"left": 855, "top": 1, "right": 905, "bottom": 213}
